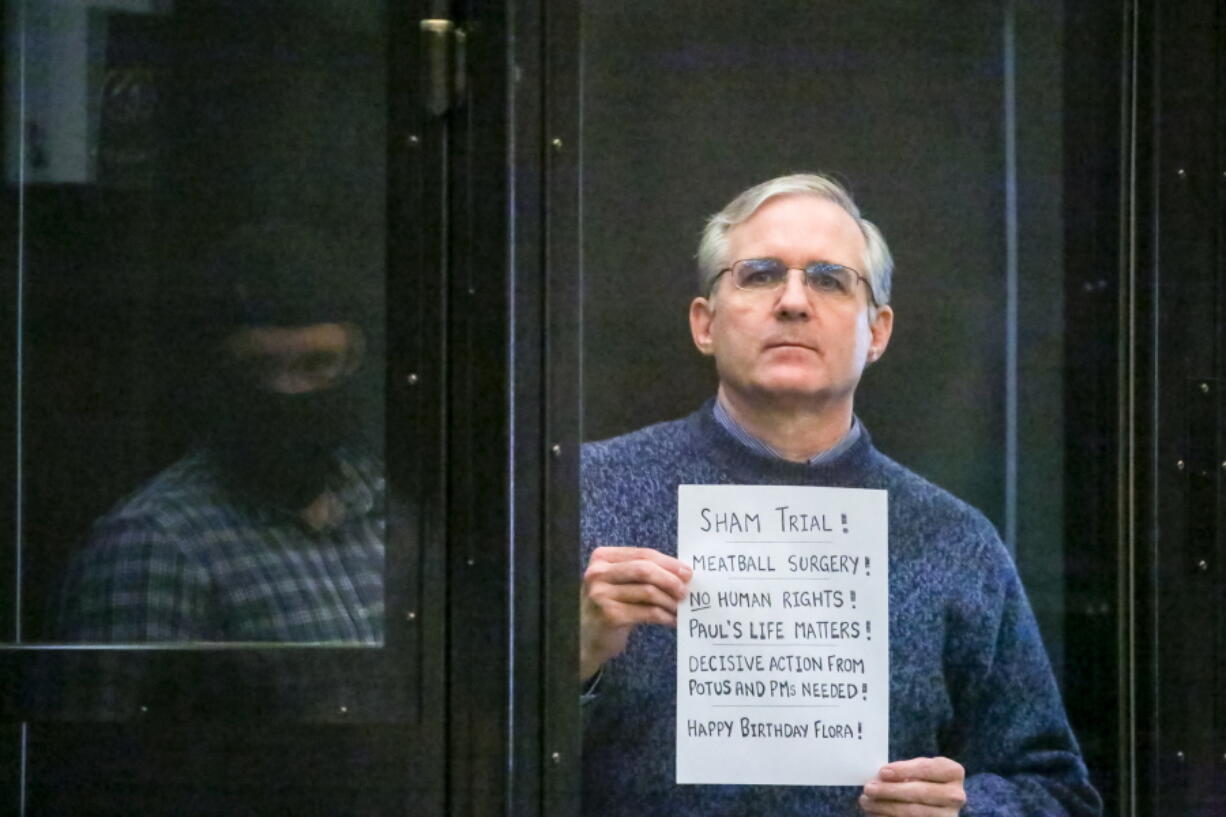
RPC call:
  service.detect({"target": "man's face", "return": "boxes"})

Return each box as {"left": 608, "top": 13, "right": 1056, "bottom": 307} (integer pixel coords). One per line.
{"left": 689, "top": 194, "right": 893, "bottom": 413}
{"left": 212, "top": 321, "right": 369, "bottom": 508}
{"left": 223, "top": 322, "right": 364, "bottom": 395}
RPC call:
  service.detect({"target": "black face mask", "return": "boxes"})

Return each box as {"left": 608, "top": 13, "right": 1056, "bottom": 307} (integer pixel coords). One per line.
{"left": 209, "top": 383, "right": 365, "bottom": 510}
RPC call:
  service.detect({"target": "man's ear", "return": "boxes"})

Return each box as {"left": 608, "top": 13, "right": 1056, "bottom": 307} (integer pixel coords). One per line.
{"left": 689, "top": 296, "right": 716, "bottom": 356}
{"left": 866, "top": 304, "right": 894, "bottom": 364}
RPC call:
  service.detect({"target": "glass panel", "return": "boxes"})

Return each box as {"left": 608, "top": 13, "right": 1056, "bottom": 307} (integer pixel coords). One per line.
{"left": 6, "top": 0, "right": 389, "bottom": 646}
{"left": 577, "top": 0, "right": 1114, "bottom": 813}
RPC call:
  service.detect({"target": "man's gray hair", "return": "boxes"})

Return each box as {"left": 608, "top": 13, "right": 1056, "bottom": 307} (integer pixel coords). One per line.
{"left": 696, "top": 173, "right": 893, "bottom": 308}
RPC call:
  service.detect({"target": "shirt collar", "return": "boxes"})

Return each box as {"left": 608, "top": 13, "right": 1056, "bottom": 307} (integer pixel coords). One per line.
{"left": 712, "top": 398, "right": 861, "bottom": 466}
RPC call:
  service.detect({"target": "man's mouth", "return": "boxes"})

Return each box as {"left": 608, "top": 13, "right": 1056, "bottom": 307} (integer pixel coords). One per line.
{"left": 764, "top": 341, "right": 817, "bottom": 353}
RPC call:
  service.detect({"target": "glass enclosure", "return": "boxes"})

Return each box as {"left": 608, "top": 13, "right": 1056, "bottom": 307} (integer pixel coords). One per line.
{"left": 1, "top": 0, "right": 1222, "bottom": 814}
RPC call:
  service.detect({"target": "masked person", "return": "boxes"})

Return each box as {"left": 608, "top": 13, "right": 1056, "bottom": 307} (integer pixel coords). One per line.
{"left": 58, "top": 223, "right": 385, "bottom": 643}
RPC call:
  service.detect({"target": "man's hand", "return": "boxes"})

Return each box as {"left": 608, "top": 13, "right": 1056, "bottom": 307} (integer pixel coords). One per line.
{"left": 580, "top": 546, "right": 692, "bottom": 681}
{"left": 859, "top": 756, "right": 966, "bottom": 817}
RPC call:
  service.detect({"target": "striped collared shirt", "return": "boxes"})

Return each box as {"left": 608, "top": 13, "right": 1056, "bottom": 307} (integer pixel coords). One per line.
{"left": 58, "top": 445, "right": 385, "bottom": 644}
{"left": 712, "top": 398, "right": 862, "bottom": 466}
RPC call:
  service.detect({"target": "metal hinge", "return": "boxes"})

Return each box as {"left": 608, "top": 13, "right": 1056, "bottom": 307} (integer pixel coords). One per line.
{"left": 421, "top": 18, "right": 466, "bottom": 117}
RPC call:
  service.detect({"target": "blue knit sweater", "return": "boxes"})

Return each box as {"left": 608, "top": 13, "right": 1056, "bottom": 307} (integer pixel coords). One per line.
{"left": 580, "top": 401, "right": 1100, "bottom": 816}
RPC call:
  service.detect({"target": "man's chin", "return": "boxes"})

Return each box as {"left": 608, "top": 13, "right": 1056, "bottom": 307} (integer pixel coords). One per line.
{"left": 718, "top": 366, "right": 856, "bottom": 411}
{"left": 753, "top": 371, "right": 834, "bottom": 399}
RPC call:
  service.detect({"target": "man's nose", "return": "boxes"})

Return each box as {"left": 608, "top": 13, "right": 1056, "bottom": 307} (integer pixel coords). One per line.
{"left": 774, "top": 268, "right": 811, "bottom": 319}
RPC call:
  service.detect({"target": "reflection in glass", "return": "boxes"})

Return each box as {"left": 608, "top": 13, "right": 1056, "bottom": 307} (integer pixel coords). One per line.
{"left": 7, "top": 0, "right": 388, "bottom": 645}
{"left": 57, "top": 223, "right": 386, "bottom": 643}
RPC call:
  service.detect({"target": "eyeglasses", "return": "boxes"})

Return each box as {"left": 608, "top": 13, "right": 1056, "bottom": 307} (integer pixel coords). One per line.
{"left": 712, "top": 258, "right": 875, "bottom": 304}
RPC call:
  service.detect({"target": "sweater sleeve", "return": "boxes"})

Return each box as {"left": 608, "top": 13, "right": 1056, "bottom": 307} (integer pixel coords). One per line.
{"left": 945, "top": 536, "right": 1101, "bottom": 817}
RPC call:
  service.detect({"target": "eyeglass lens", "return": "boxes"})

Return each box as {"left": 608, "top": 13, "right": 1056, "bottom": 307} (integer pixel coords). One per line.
{"left": 731, "top": 258, "right": 858, "bottom": 296}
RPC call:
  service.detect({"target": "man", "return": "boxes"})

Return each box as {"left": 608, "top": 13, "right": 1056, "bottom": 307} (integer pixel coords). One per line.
{"left": 579, "top": 174, "right": 1100, "bottom": 816}
{"left": 58, "top": 222, "right": 385, "bottom": 643}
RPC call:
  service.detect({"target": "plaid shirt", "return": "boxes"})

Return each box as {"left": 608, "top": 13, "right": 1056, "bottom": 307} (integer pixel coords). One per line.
{"left": 58, "top": 446, "right": 385, "bottom": 644}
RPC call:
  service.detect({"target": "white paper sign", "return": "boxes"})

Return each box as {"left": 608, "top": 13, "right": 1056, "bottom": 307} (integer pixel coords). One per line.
{"left": 676, "top": 484, "right": 889, "bottom": 786}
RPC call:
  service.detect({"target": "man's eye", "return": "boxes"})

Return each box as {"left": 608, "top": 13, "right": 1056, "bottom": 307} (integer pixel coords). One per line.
{"left": 743, "top": 270, "right": 777, "bottom": 287}
{"left": 806, "top": 264, "right": 855, "bottom": 293}
{"left": 810, "top": 271, "right": 846, "bottom": 291}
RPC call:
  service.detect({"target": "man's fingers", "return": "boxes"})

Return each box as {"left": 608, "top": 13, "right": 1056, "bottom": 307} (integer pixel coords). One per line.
{"left": 579, "top": 548, "right": 689, "bottom": 677}
{"left": 593, "top": 597, "right": 676, "bottom": 628}
{"left": 587, "top": 581, "right": 679, "bottom": 615}
{"left": 858, "top": 794, "right": 956, "bottom": 817}
{"left": 585, "top": 556, "right": 689, "bottom": 600}
{"left": 860, "top": 758, "right": 966, "bottom": 816}
{"left": 861, "top": 780, "right": 966, "bottom": 809}
{"left": 878, "top": 756, "right": 964, "bottom": 784}
{"left": 591, "top": 546, "right": 692, "bottom": 579}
